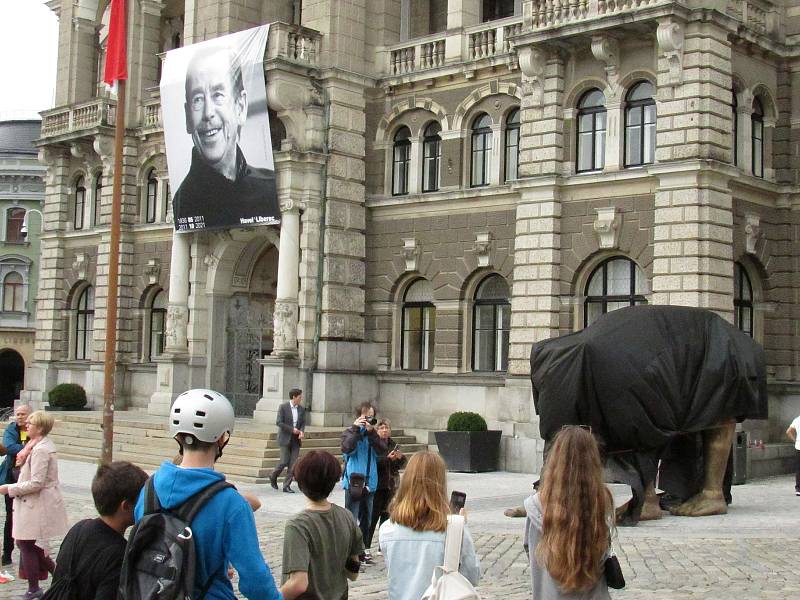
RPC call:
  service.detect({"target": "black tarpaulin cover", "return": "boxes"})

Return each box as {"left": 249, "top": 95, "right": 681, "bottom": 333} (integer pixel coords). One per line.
{"left": 530, "top": 305, "right": 768, "bottom": 450}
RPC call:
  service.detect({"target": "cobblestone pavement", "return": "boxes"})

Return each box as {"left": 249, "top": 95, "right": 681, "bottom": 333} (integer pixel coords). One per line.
{"left": 1, "top": 462, "right": 798, "bottom": 599}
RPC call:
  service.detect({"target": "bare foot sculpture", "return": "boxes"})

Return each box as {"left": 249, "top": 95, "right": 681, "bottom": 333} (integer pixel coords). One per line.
{"left": 638, "top": 482, "right": 663, "bottom": 521}
{"left": 669, "top": 421, "right": 734, "bottom": 517}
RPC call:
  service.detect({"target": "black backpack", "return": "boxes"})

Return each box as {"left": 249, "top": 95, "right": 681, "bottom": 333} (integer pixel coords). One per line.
{"left": 118, "top": 477, "right": 233, "bottom": 600}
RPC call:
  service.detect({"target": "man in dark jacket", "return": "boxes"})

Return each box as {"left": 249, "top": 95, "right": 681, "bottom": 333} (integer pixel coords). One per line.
{"left": 341, "top": 402, "right": 388, "bottom": 563}
{"left": 270, "top": 389, "right": 306, "bottom": 493}
{"left": 44, "top": 462, "right": 148, "bottom": 599}
{"left": 0, "top": 404, "right": 30, "bottom": 566}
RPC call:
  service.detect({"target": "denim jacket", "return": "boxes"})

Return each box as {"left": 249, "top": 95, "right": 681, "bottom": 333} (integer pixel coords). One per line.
{"left": 0, "top": 422, "right": 24, "bottom": 484}
{"left": 379, "top": 520, "right": 481, "bottom": 600}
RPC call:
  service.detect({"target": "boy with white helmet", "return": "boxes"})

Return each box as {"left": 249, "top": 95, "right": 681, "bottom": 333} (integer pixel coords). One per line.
{"left": 133, "top": 389, "right": 282, "bottom": 599}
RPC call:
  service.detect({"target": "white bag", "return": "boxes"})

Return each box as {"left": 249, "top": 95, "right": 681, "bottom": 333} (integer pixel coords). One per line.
{"left": 421, "top": 515, "right": 480, "bottom": 600}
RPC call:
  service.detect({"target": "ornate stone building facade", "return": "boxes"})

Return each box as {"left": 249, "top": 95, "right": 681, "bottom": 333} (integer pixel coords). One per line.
{"left": 0, "top": 120, "right": 45, "bottom": 409}
{"left": 27, "top": 0, "right": 800, "bottom": 470}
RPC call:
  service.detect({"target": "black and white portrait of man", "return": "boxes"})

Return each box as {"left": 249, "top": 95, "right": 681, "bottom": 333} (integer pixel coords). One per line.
{"left": 160, "top": 25, "right": 279, "bottom": 232}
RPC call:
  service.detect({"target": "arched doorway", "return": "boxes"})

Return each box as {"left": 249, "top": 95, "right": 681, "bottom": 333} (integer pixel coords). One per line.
{"left": 0, "top": 349, "right": 24, "bottom": 409}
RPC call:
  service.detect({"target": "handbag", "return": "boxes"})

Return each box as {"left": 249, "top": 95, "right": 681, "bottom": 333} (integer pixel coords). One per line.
{"left": 421, "top": 515, "right": 480, "bottom": 600}
{"left": 604, "top": 543, "right": 625, "bottom": 589}
{"left": 346, "top": 446, "right": 371, "bottom": 501}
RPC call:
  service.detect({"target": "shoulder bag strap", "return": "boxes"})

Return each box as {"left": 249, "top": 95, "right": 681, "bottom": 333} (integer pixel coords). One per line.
{"left": 442, "top": 514, "right": 464, "bottom": 572}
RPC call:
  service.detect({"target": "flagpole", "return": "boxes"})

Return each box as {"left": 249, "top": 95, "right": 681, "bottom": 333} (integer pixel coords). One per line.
{"left": 101, "top": 79, "right": 124, "bottom": 465}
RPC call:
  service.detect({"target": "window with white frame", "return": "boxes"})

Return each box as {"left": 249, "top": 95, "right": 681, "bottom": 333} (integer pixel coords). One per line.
{"left": 751, "top": 98, "right": 764, "bottom": 178}
{"left": 734, "top": 262, "right": 753, "bottom": 337}
{"left": 148, "top": 289, "right": 167, "bottom": 359}
{"left": 392, "top": 126, "right": 411, "bottom": 196}
{"left": 504, "top": 109, "right": 520, "bottom": 182}
{"left": 5, "top": 208, "right": 25, "bottom": 243}
{"left": 422, "top": 122, "right": 441, "bottom": 193}
{"left": 93, "top": 172, "right": 102, "bottom": 226}
{"left": 74, "top": 285, "right": 94, "bottom": 360}
{"left": 2, "top": 272, "right": 23, "bottom": 312}
{"left": 584, "top": 257, "right": 648, "bottom": 327}
{"left": 472, "top": 274, "right": 510, "bottom": 372}
{"left": 471, "top": 113, "right": 492, "bottom": 187}
{"left": 74, "top": 176, "right": 86, "bottom": 230}
{"left": 624, "top": 81, "right": 656, "bottom": 167}
{"left": 576, "top": 89, "right": 606, "bottom": 173}
{"left": 401, "top": 279, "right": 435, "bottom": 370}
{"left": 145, "top": 168, "right": 158, "bottom": 223}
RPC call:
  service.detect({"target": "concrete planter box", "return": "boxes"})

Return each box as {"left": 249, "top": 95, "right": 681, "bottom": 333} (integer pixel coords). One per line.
{"left": 44, "top": 405, "right": 90, "bottom": 412}
{"left": 434, "top": 430, "right": 502, "bottom": 473}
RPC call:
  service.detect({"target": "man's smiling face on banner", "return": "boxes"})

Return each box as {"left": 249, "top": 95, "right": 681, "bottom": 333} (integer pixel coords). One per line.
{"left": 184, "top": 49, "right": 247, "bottom": 176}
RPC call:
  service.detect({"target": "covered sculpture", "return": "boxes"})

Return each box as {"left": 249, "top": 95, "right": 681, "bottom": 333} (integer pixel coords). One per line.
{"left": 530, "top": 305, "right": 768, "bottom": 522}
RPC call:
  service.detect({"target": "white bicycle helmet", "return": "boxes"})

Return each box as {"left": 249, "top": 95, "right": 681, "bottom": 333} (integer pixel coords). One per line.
{"left": 169, "top": 389, "right": 235, "bottom": 443}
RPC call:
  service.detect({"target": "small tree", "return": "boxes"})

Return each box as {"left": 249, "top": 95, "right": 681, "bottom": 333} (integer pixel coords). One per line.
{"left": 446, "top": 411, "right": 488, "bottom": 432}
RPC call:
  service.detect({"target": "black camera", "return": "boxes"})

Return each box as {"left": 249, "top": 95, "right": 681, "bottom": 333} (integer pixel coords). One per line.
{"left": 364, "top": 416, "right": 377, "bottom": 426}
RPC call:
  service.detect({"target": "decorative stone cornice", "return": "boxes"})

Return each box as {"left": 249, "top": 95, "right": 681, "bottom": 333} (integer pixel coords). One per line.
{"left": 657, "top": 19, "right": 685, "bottom": 87}
{"left": 474, "top": 232, "right": 492, "bottom": 268}
{"left": 517, "top": 46, "right": 546, "bottom": 109}
{"left": 72, "top": 253, "right": 89, "bottom": 280}
{"left": 590, "top": 35, "right": 620, "bottom": 98}
{"left": 144, "top": 258, "right": 161, "bottom": 285}
{"left": 593, "top": 207, "right": 621, "bottom": 250}
{"left": 93, "top": 135, "right": 115, "bottom": 171}
{"left": 401, "top": 238, "right": 420, "bottom": 272}
{"left": 744, "top": 213, "right": 761, "bottom": 254}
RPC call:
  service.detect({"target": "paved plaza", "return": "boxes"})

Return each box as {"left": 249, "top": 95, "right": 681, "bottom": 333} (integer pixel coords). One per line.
{"left": 1, "top": 460, "right": 798, "bottom": 599}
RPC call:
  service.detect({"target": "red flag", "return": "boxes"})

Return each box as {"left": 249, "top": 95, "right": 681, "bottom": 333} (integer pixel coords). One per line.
{"left": 103, "top": 0, "right": 127, "bottom": 90}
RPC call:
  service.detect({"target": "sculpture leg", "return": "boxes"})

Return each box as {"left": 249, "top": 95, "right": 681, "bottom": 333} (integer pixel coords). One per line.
{"left": 639, "top": 481, "right": 663, "bottom": 520}
{"left": 670, "top": 421, "right": 735, "bottom": 517}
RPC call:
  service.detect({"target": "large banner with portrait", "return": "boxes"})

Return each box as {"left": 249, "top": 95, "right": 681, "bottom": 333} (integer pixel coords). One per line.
{"left": 160, "top": 25, "right": 279, "bottom": 232}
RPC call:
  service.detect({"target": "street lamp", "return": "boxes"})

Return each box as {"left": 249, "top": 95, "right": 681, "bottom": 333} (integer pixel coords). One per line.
{"left": 20, "top": 208, "right": 43, "bottom": 238}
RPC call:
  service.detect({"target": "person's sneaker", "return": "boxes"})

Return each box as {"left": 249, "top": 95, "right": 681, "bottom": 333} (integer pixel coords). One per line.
{"left": 0, "top": 574, "right": 8, "bottom": 584}
{"left": 795, "top": 490, "right": 800, "bottom": 496}
{"left": 1, "top": 570, "right": 15, "bottom": 581}
{"left": 362, "top": 551, "right": 373, "bottom": 564}
{"left": 22, "top": 590, "right": 44, "bottom": 599}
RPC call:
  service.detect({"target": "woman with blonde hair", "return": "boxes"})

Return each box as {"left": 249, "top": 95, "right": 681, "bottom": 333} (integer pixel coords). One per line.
{"left": 379, "top": 451, "right": 480, "bottom": 600}
{"left": 524, "top": 426, "right": 614, "bottom": 600}
{"left": 0, "top": 410, "right": 68, "bottom": 600}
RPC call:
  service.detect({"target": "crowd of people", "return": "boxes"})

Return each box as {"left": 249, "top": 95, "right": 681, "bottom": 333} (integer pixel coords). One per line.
{"left": 0, "top": 389, "right": 633, "bottom": 600}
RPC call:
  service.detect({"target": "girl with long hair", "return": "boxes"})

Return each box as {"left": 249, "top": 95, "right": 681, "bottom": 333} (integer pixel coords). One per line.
{"left": 525, "top": 426, "right": 614, "bottom": 599}
{"left": 379, "top": 451, "right": 480, "bottom": 600}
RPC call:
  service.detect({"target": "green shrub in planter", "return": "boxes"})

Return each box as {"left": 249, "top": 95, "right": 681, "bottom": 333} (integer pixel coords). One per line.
{"left": 446, "top": 411, "right": 487, "bottom": 432}
{"left": 48, "top": 383, "right": 88, "bottom": 409}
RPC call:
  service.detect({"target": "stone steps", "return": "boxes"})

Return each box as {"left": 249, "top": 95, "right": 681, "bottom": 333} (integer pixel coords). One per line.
{"left": 48, "top": 411, "right": 428, "bottom": 484}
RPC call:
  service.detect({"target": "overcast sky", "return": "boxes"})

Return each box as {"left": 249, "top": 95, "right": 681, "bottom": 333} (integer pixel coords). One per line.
{"left": 0, "top": 1, "right": 59, "bottom": 120}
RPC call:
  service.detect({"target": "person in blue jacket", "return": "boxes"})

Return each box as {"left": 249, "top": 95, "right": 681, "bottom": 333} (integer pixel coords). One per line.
{"left": 340, "top": 401, "right": 388, "bottom": 564}
{"left": 0, "top": 404, "right": 30, "bottom": 566}
{"left": 134, "top": 389, "right": 282, "bottom": 600}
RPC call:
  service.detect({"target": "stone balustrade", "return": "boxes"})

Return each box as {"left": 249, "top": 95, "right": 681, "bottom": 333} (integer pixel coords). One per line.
{"left": 40, "top": 98, "right": 116, "bottom": 139}
{"left": 384, "top": 17, "right": 522, "bottom": 77}
{"left": 726, "top": 0, "right": 781, "bottom": 37}
{"left": 267, "top": 22, "right": 321, "bottom": 66}
{"left": 141, "top": 98, "right": 162, "bottom": 132}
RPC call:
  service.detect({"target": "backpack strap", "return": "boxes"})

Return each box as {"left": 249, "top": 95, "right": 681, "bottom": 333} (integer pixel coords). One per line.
{"left": 143, "top": 477, "right": 161, "bottom": 515}
{"left": 442, "top": 514, "right": 464, "bottom": 572}
{"left": 174, "top": 480, "right": 234, "bottom": 524}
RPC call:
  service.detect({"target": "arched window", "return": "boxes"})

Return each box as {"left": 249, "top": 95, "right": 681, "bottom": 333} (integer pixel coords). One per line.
{"left": 93, "top": 172, "right": 102, "bottom": 226}
{"left": 75, "top": 285, "right": 94, "bottom": 360}
{"left": 401, "top": 279, "right": 435, "bottom": 370}
{"left": 471, "top": 113, "right": 492, "bottom": 187}
{"left": 2, "top": 272, "right": 23, "bottom": 312}
{"left": 422, "top": 122, "right": 441, "bottom": 193}
{"left": 584, "top": 257, "right": 648, "bottom": 327}
{"left": 74, "top": 176, "right": 86, "bottom": 230}
{"left": 145, "top": 169, "right": 158, "bottom": 223}
{"left": 149, "top": 289, "right": 167, "bottom": 359}
{"left": 576, "top": 89, "right": 606, "bottom": 173}
{"left": 731, "top": 90, "right": 738, "bottom": 167}
{"left": 392, "top": 126, "right": 411, "bottom": 196}
{"left": 751, "top": 98, "right": 764, "bottom": 178}
{"left": 734, "top": 262, "right": 753, "bottom": 337}
{"left": 472, "top": 274, "right": 510, "bottom": 372}
{"left": 504, "top": 109, "right": 520, "bottom": 182}
{"left": 624, "top": 81, "right": 656, "bottom": 167}
{"left": 6, "top": 208, "right": 25, "bottom": 243}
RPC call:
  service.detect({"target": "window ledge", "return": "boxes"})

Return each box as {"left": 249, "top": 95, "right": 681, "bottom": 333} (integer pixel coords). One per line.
{"left": 1, "top": 241, "right": 30, "bottom": 247}
{"left": 377, "top": 371, "right": 507, "bottom": 386}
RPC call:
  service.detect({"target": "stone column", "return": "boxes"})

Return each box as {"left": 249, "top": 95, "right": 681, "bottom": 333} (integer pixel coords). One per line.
{"left": 445, "top": 0, "right": 480, "bottom": 62}
{"left": 273, "top": 200, "right": 301, "bottom": 357}
{"left": 165, "top": 231, "right": 191, "bottom": 353}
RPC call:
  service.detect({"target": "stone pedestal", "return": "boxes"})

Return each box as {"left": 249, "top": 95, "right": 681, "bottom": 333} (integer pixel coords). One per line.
{"left": 253, "top": 357, "right": 302, "bottom": 422}
{"left": 309, "top": 340, "right": 378, "bottom": 427}
{"left": 147, "top": 354, "right": 192, "bottom": 416}
{"left": 20, "top": 362, "right": 59, "bottom": 409}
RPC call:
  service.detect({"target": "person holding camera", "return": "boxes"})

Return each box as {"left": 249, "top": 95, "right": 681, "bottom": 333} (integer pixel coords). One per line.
{"left": 340, "top": 401, "right": 387, "bottom": 564}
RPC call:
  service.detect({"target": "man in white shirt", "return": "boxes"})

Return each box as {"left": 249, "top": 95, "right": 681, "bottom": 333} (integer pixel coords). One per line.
{"left": 786, "top": 415, "right": 800, "bottom": 496}
{"left": 270, "top": 389, "right": 305, "bottom": 493}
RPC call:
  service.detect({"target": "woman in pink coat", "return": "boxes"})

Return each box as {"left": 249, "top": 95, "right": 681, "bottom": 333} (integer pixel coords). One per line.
{"left": 0, "top": 410, "right": 68, "bottom": 600}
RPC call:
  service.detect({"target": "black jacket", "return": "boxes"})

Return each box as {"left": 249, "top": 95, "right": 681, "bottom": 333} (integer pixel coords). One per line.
{"left": 275, "top": 401, "right": 305, "bottom": 447}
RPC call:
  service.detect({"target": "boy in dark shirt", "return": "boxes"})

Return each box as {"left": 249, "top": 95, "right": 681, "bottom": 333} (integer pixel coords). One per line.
{"left": 43, "top": 461, "right": 147, "bottom": 599}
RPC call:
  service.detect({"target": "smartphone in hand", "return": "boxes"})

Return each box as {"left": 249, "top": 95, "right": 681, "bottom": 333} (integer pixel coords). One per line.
{"left": 450, "top": 490, "right": 467, "bottom": 514}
